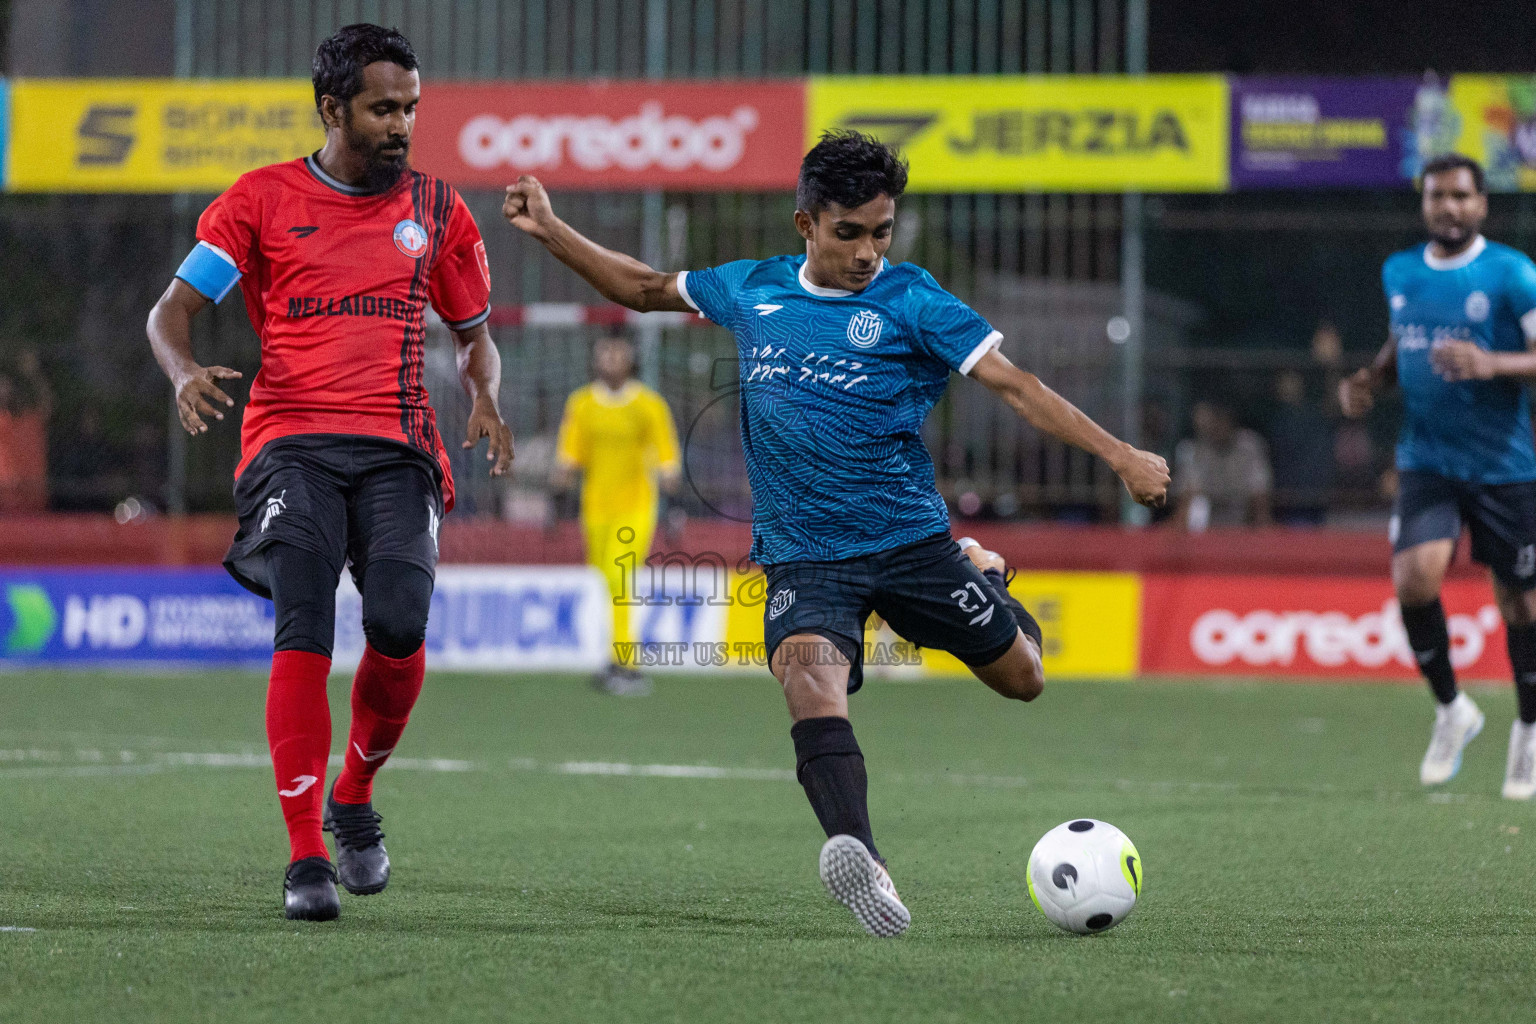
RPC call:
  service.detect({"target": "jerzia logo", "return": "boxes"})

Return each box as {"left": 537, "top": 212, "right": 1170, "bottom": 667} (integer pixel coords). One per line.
{"left": 847, "top": 310, "right": 883, "bottom": 349}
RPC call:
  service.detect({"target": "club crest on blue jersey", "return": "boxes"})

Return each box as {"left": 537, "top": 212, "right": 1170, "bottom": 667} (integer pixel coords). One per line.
{"left": 393, "top": 219, "right": 428, "bottom": 258}
{"left": 847, "top": 309, "right": 883, "bottom": 348}
{"left": 1465, "top": 290, "right": 1490, "bottom": 322}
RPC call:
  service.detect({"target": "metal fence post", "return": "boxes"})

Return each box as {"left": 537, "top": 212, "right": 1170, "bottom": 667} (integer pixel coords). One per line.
{"left": 1119, "top": 0, "right": 1149, "bottom": 526}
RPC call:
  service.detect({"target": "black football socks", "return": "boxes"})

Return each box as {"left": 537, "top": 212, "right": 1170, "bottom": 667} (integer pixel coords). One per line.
{"left": 1507, "top": 622, "right": 1536, "bottom": 725}
{"left": 790, "top": 716, "right": 881, "bottom": 864}
{"left": 1400, "top": 599, "right": 1459, "bottom": 705}
{"left": 982, "top": 567, "right": 1043, "bottom": 648}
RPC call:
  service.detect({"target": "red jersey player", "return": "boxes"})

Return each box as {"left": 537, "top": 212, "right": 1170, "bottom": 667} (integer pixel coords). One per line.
{"left": 146, "top": 24, "right": 513, "bottom": 921}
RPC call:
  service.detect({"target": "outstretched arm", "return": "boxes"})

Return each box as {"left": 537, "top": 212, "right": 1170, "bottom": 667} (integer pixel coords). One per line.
{"left": 502, "top": 175, "right": 693, "bottom": 314}
{"left": 452, "top": 321, "right": 514, "bottom": 476}
{"left": 146, "top": 278, "right": 243, "bottom": 436}
{"left": 968, "top": 348, "right": 1169, "bottom": 507}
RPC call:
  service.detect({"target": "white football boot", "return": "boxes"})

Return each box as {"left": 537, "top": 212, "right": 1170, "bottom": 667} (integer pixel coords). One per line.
{"left": 818, "top": 835, "right": 910, "bottom": 937}
{"left": 1502, "top": 720, "right": 1536, "bottom": 800}
{"left": 1420, "top": 692, "right": 1484, "bottom": 785}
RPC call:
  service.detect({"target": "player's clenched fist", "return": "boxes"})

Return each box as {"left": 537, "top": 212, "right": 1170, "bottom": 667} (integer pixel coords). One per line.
{"left": 1338, "top": 367, "right": 1378, "bottom": 418}
{"left": 1430, "top": 339, "right": 1497, "bottom": 382}
{"left": 1113, "top": 447, "right": 1171, "bottom": 508}
{"left": 503, "top": 175, "right": 556, "bottom": 237}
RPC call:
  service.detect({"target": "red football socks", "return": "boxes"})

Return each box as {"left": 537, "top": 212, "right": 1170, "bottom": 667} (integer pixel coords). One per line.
{"left": 331, "top": 644, "right": 425, "bottom": 805}
{"left": 266, "top": 649, "right": 333, "bottom": 864}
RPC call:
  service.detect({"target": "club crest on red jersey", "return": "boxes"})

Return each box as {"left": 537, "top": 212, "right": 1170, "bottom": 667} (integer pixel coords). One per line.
{"left": 393, "top": 218, "right": 429, "bottom": 258}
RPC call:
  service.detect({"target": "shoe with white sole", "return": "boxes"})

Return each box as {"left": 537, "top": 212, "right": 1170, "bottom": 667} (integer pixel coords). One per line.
{"left": 1420, "top": 693, "right": 1484, "bottom": 785}
{"left": 818, "top": 834, "right": 910, "bottom": 937}
{"left": 1503, "top": 720, "right": 1536, "bottom": 800}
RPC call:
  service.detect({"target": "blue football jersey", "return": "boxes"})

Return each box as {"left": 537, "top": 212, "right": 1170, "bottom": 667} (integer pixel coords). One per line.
{"left": 678, "top": 254, "right": 1002, "bottom": 564}
{"left": 1384, "top": 236, "right": 1536, "bottom": 484}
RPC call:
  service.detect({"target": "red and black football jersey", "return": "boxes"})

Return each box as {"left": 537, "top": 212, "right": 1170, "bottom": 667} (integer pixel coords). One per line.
{"left": 192, "top": 155, "right": 492, "bottom": 510}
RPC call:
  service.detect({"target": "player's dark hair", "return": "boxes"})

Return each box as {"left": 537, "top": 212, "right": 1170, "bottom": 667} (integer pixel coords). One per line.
{"left": 796, "top": 130, "right": 909, "bottom": 219}
{"left": 312, "top": 23, "right": 418, "bottom": 112}
{"left": 1420, "top": 153, "right": 1485, "bottom": 194}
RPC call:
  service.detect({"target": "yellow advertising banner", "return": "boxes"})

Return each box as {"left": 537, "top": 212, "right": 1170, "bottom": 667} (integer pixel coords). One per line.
{"left": 1447, "top": 75, "right": 1536, "bottom": 192}
{"left": 807, "top": 75, "right": 1229, "bottom": 192}
{"left": 916, "top": 571, "right": 1141, "bottom": 679}
{"left": 720, "top": 569, "right": 1140, "bottom": 681}
{"left": 7, "top": 79, "right": 323, "bottom": 192}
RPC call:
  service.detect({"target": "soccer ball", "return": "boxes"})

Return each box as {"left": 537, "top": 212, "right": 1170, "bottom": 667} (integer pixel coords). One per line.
{"left": 1027, "top": 818, "right": 1142, "bottom": 934}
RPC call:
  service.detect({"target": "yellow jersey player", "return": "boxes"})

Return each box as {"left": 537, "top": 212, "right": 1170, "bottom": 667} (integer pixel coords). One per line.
{"left": 555, "top": 332, "right": 682, "bottom": 695}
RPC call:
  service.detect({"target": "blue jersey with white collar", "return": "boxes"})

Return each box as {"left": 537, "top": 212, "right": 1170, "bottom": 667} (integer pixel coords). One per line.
{"left": 1384, "top": 236, "right": 1536, "bottom": 484}
{"left": 679, "top": 254, "right": 1002, "bottom": 564}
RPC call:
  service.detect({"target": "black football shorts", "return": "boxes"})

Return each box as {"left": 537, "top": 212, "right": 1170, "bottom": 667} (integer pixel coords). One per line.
{"left": 224, "top": 434, "right": 444, "bottom": 599}
{"left": 1392, "top": 469, "right": 1536, "bottom": 589}
{"left": 762, "top": 531, "right": 1021, "bottom": 693}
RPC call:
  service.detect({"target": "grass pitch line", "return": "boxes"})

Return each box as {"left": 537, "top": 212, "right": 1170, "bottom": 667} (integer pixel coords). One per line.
{"left": 547, "top": 760, "right": 797, "bottom": 782}
{"left": 0, "top": 746, "right": 1506, "bottom": 804}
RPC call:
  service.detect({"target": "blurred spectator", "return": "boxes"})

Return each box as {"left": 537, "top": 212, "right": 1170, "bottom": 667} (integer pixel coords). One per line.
{"left": 1268, "top": 370, "right": 1335, "bottom": 526}
{"left": 1174, "top": 400, "right": 1273, "bottom": 530}
{"left": 499, "top": 430, "right": 556, "bottom": 526}
{"left": 50, "top": 406, "right": 116, "bottom": 511}
{"left": 0, "top": 349, "right": 53, "bottom": 513}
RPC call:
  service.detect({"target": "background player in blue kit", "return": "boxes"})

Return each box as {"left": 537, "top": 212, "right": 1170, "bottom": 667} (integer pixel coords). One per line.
{"left": 503, "top": 131, "right": 1169, "bottom": 936}
{"left": 1341, "top": 154, "right": 1536, "bottom": 799}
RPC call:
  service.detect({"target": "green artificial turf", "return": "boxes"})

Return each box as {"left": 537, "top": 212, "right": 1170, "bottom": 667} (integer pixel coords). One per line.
{"left": 1, "top": 669, "right": 1533, "bottom": 1023}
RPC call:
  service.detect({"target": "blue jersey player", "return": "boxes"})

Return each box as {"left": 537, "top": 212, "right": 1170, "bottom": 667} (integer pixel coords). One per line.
{"left": 1341, "top": 154, "right": 1536, "bottom": 800}
{"left": 504, "top": 131, "right": 1169, "bottom": 936}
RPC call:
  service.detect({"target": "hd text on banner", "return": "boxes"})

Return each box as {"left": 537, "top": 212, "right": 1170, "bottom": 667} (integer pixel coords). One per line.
{"left": 806, "top": 75, "right": 1229, "bottom": 192}
{"left": 0, "top": 569, "right": 275, "bottom": 665}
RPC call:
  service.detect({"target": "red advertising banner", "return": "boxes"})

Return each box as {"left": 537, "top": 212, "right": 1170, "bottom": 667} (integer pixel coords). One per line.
{"left": 1141, "top": 575, "right": 1508, "bottom": 681}
{"left": 411, "top": 81, "right": 805, "bottom": 191}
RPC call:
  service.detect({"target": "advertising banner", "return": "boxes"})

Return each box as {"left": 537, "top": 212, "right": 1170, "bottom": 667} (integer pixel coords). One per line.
{"left": 918, "top": 572, "right": 1141, "bottom": 679}
{"left": 0, "top": 569, "right": 274, "bottom": 665}
{"left": 6, "top": 79, "right": 323, "bottom": 192}
{"left": 1448, "top": 75, "right": 1536, "bottom": 192}
{"left": 0, "top": 79, "right": 9, "bottom": 189}
{"left": 1140, "top": 575, "right": 1507, "bottom": 680}
{"left": 806, "top": 75, "right": 1228, "bottom": 192}
{"left": 1229, "top": 77, "right": 1422, "bottom": 188}
{"left": 335, "top": 565, "right": 611, "bottom": 672}
{"left": 410, "top": 81, "right": 806, "bottom": 191}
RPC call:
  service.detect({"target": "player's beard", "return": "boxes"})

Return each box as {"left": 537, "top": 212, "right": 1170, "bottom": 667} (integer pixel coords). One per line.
{"left": 343, "top": 115, "right": 410, "bottom": 192}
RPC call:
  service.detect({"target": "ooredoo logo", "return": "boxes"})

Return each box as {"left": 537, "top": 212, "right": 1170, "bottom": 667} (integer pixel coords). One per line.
{"left": 1189, "top": 600, "right": 1502, "bottom": 671}
{"left": 458, "top": 103, "right": 761, "bottom": 174}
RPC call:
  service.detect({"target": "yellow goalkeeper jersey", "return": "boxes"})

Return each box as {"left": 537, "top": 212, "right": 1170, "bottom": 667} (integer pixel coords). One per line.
{"left": 556, "top": 380, "right": 681, "bottom": 520}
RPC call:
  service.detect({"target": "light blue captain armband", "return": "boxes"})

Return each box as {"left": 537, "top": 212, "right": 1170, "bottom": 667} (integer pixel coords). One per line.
{"left": 174, "top": 241, "right": 242, "bottom": 303}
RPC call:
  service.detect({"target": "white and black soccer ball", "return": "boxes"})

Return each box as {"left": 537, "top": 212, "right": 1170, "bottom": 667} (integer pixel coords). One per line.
{"left": 1027, "top": 818, "right": 1142, "bottom": 934}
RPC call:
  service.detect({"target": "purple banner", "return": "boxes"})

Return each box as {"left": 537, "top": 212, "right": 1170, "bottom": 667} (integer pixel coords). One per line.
{"left": 1230, "top": 77, "right": 1427, "bottom": 189}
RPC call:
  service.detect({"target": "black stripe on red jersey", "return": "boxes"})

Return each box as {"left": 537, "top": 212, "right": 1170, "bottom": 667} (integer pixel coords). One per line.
{"left": 399, "top": 173, "right": 431, "bottom": 453}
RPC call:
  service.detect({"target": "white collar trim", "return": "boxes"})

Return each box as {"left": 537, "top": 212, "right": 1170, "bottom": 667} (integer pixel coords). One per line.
{"left": 1423, "top": 235, "right": 1486, "bottom": 271}
{"left": 798, "top": 259, "right": 883, "bottom": 298}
